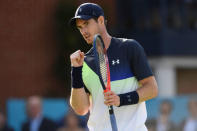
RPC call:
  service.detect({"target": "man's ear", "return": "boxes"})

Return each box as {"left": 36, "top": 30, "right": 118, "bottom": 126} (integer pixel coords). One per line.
{"left": 98, "top": 16, "right": 105, "bottom": 25}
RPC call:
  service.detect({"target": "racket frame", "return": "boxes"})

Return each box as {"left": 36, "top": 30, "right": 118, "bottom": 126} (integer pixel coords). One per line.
{"left": 93, "top": 34, "right": 118, "bottom": 131}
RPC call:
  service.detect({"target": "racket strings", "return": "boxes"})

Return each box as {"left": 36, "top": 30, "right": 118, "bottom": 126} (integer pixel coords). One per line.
{"left": 96, "top": 37, "right": 109, "bottom": 88}
{"left": 99, "top": 53, "right": 107, "bottom": 86}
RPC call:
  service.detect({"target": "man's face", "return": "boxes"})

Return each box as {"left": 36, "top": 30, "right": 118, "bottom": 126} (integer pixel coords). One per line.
{"left": 160, "top": 102, "right": 171, "bottom": 115}
{"left": 0, "top": 112, "right": 5, "bottom": 129}
{"left": 76, "top": 18, "right": 100, "bottom": 44}
{"left": 26, "top": 97, "right": 42, "bottom": 119}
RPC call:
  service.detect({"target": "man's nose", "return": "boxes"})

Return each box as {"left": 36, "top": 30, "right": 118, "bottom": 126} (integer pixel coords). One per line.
{"left": 81, "top": 27, "right": 87, "bottom": 35}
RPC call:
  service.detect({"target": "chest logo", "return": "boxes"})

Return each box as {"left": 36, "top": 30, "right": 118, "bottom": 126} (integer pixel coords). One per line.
{"left": 112, "top": 59, "right": 120, "bottom": 65}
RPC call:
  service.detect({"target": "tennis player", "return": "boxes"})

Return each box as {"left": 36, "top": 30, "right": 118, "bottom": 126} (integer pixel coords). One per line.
{"left": 69, "top": 3, "right": 158, "bottom": 131}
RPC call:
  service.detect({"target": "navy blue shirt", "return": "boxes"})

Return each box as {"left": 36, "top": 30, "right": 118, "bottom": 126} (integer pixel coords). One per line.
{"left": 83, "top": 37, "right": 153, "bottom": 93}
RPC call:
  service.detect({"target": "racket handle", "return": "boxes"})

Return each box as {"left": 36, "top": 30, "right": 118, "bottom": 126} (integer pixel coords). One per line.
{"left": 109, "top": 106, "right": 118, "bottom": 131}
{"left": 108, "top": 106, "right": 114, "bottom": 114}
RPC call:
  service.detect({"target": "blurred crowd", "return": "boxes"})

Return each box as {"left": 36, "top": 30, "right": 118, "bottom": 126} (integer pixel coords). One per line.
{"left": 0, "top": 110, "right": 13, "bottom": 131}
{"left": 146, "top": 98, "right": 197, "bottom": 131}
{"left": 1, "top": 96, "right": 197, "bottom": 131}
{"left": 0, "top": 96, "right": 88, "bottom": 131}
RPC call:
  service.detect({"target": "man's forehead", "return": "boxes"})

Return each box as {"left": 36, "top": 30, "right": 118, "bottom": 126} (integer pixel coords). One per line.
{"left": 76, "top": 18, "right": 89, "bottom": 25}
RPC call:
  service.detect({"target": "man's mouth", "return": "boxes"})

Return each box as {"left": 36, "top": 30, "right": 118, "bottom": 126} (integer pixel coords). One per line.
{"left": 84, "top": 35, "right": 90, "bottom": 40}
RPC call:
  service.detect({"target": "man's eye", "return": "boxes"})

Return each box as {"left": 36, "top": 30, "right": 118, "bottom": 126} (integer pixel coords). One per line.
{"left": 85, "top": 22, "right": 88, "bottom": 26}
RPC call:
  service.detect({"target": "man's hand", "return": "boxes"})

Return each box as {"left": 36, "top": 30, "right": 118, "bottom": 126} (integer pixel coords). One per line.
{"left": 104, "top": 91, "right": 120, "bottom": 107}
{"left": 70, "top": 50, "right": 84, "bottom": 67}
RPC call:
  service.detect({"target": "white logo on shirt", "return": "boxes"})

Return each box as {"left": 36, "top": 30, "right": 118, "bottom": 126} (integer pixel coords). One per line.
{"left": 112, "top": 59, "right": 120, "bottom": 65}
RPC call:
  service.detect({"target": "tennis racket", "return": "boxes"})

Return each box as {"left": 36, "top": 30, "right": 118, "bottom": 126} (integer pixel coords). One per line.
{"left": 93, "top": 34, "right": 118, "bottom": 131}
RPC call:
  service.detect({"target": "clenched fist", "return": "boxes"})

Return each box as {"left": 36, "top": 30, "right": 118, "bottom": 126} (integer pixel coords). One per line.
{"left": 70, "top": 50, "right": 84, "bottom": 67}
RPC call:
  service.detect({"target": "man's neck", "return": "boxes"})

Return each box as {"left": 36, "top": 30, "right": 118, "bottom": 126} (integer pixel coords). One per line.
{"left": 100, "top": 32, "right": 111, "bottom": 50}
{"left": 31, "top": 113, "right": 42, "bottom": 121}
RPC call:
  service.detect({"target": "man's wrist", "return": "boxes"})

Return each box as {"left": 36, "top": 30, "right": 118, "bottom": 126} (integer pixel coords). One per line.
{"left": 71, "top": 66, "right": 84, "bottom": 89}
{"left": 118, "top": 91, "right": 139, "bottom": 107}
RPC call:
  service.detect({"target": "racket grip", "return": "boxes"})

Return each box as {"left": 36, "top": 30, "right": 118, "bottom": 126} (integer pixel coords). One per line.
{"left": 109, "top": 106, "right": 118, "bottom": 131}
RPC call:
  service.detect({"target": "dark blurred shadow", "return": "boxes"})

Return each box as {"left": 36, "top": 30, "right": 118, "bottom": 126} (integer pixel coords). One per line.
{"left": 53, "top": 0, "right": 91, "bottom": 97}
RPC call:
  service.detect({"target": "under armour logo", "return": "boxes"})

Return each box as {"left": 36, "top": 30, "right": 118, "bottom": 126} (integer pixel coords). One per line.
{"left": 112, "top": 59, "right": 120, "bottom": 65}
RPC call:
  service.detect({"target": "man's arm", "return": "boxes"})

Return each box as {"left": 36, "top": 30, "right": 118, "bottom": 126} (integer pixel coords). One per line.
{"left": 70, "top": 88, "right": 90, "bottom": 115}
{"left": 104, "top": 40, "right": 158, "bottom": 106}
{"left": 137, "top": 76, "right": 158, "bottom": 102}
{"left": 103, "top": 76, "right": 158, "bottom": 106}
{"left": 69, "top": 50, "right": 90, "bottom": 115}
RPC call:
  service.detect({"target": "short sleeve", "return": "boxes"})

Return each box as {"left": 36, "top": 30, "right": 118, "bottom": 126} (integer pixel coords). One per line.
{"left": 127, "top": 40, "right": 153, "bottom": 81}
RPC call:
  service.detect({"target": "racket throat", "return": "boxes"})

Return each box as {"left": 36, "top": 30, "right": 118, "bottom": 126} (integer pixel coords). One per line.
{"left": 104, "top": 87, "right": 111, "bottom": 93}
